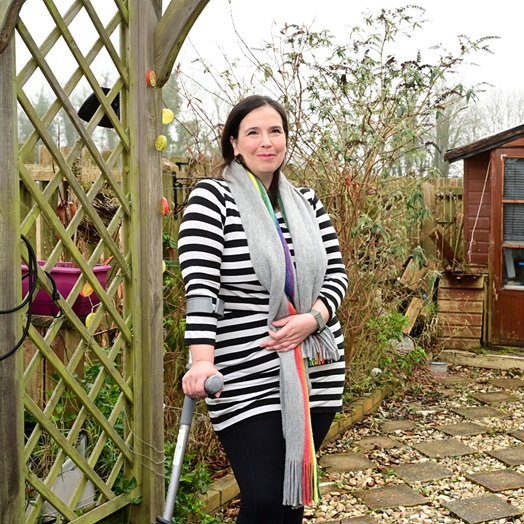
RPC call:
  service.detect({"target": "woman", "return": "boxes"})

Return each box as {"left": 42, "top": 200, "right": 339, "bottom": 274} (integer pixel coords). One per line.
{"left": 179, "top": 95, "right": 348, "bottom": 523}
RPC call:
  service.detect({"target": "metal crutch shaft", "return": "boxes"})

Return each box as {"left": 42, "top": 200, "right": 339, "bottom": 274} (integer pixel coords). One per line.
{"left": 155, "top": 374, "right": 223, "bottom": 524}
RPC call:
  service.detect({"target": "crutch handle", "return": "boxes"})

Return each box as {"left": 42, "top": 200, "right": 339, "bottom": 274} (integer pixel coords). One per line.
{"left": 204, "top": 374, "right": 223, "bottom": 396}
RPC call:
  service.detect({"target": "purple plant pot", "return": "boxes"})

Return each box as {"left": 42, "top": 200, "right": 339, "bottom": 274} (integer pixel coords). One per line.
{"left": 21, "top": 261, "right": 112, "bottom": 316}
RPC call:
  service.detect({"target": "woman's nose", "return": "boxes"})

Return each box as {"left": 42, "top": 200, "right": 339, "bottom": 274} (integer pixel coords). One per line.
{"left": 260, "top": 133, "right": 271, "bottom": 146}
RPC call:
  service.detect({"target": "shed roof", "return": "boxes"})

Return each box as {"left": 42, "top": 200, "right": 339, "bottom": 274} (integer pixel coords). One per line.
{"left": 444, "top": 122, "right": 524, "bottom": 163}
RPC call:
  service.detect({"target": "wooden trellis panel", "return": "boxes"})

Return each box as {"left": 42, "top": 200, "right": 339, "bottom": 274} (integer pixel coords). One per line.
{"left": 14, "top": 1, "right": 164, "bottom": 522}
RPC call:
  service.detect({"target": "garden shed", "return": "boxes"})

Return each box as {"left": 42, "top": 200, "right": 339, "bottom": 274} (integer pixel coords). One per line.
{"left": 444, "top": 123, "right": 524, "bottom": 348}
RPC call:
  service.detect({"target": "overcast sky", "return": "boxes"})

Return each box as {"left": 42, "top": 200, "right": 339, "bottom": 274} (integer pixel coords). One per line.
{"left": 17, "top": 0, "right": 523, "bottom": 98}
{"left": 178, "top": 0, "right": 524, "bottom": 95}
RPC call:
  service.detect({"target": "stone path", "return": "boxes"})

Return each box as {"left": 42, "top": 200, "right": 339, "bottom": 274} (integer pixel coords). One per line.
{"left": 309, "top": 366, "right": 524, "bottom": 524}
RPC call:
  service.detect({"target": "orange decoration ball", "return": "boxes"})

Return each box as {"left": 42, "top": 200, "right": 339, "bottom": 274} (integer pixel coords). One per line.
{"left": 146, "top": 70, "right": 157, "bottom": 87}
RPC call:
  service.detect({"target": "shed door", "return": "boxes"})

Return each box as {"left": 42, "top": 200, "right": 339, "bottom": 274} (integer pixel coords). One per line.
{"left": 491, "top": 153, "right": 524, "bottom": 346}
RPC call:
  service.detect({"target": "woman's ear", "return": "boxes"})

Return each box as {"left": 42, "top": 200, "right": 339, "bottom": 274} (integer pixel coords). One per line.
{"left": 230, "top": 136, "right": 238, "bottom": 156}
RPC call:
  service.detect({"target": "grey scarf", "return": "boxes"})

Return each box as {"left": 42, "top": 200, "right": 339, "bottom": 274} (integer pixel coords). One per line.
{"left": 225, "top": 161, "right": 338, "bottom": 507}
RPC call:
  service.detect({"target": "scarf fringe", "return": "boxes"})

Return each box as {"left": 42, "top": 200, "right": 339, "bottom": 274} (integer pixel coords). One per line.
{"left": 302, "top": 330, "right": 339, "bottom": 366}
{"left": 283, "top": 457, "right": 319, "bottom": 508}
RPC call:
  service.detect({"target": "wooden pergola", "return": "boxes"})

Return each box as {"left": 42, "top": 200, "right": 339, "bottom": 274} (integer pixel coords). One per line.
{"left": 0, "top": 1, "right": 209, "bottom": 522}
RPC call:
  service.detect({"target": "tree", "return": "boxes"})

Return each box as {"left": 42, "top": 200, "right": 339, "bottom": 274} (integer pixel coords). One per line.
{"left": 175, "top": 5, "right": 495, "bottom": 374}
{"left": 464, "top": 88, "right": 524, "bottom": 138}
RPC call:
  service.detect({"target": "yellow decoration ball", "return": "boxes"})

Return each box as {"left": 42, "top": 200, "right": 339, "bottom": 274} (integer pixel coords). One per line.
{"left": 162, "top": 260, "right": 167, "bottom": 273}
{"left": 85, "top": 312, "right": 96, "bottom": 328}
{"left": 155, "top": 135, "right": 168, "bottom": 151}
{"left": 162, "top": 108, "right": 175, "bottom": 125}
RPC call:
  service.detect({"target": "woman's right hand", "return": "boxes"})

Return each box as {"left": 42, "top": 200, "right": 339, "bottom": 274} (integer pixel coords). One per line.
{"left": 182, "top": 360, "right": 223, "bottom": 399}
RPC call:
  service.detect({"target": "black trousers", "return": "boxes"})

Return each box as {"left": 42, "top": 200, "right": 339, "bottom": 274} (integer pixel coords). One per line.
{"left": 216, "top": 411, "right": 336, "bottom": 524}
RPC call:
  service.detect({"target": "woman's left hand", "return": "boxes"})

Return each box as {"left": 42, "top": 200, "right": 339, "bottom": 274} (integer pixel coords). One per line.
{"left": 260, "top": 313, "right": 318, "bottom": 352}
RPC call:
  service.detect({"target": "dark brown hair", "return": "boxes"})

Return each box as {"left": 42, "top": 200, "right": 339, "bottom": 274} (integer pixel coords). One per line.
{"left": 217, "top": 95, "right": 289, "bottom": 207}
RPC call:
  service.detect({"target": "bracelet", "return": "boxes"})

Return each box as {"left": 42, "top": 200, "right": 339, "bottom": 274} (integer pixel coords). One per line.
{"left": 308, "top": 309, "right": 326, "bottom": 333}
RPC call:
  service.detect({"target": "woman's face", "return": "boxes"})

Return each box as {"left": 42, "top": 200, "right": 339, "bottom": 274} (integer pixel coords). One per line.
{"left": 230, "top": 105, "right": 287, "bottom": 186}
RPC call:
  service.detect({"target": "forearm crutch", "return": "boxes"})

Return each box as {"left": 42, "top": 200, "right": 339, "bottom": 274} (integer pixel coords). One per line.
{"left": 155, "top": 374, "right": 223, "bottom": 524}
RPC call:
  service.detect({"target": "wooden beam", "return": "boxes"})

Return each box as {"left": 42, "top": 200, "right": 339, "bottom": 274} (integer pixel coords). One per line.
{"left": 126, "top": 0, "right": 165, "bottom": 519}
{"left": 0, "top": 37, "right": 24, "bottom": 521}
{"left": 154, "top": 0, "right": 210, "bottom": 87}
{"left": 0, "top": 0, "right": 25, "bottom": 54}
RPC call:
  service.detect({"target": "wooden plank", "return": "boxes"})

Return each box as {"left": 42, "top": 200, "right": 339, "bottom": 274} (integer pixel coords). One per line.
{"left": 440, "top": 273, "right": 485, "bottom": 289}
{"left": 438, "top": 288, "right": 484, "bottom": 302}
{"left": 0, "top": 0, "right": 24, "bottom": 54}
{"left": 399, "top": 259, "right": 433, "bottom": 290}
{"left": 438, "top": 324, "right": 482, "bottom": 339}
{"left": 438, "top": 312, "right": 483, "bottom": 327}
{"left": 437, "top": 338, "right": 483, "bottom": 350}
{"left": 438, "top": 300, "right": 483, "bottom": 314}
{"left": 402, "top": 297, "right": 424, "bottom": 334}
{"left": 154, "top": 0, "right": 210, "bottom": 87}
{"left": 434, "top": 177, "right": 464, "bottom": 190}
{"left": 429, "top": 229, "right": 458, "bottom": 266}
{"left": 0, "top": 38, "right": 24, "bottom": 522}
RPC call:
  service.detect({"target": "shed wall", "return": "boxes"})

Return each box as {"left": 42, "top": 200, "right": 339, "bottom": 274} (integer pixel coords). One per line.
{"left": 463, "top": 152, "right": 490, "bottom": 266}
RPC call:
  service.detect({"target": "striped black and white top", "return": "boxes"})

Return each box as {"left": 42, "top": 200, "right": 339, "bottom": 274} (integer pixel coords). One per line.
{"left": 178, "top": 179, "right": 348, "bottom": 432}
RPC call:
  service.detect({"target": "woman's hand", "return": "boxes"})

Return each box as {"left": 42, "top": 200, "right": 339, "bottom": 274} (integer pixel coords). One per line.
{"left": 182, "top": 360, "right": 223, "bottom": 399}
{"left": 260, "top": 313, "right": 318, "bottom": 352}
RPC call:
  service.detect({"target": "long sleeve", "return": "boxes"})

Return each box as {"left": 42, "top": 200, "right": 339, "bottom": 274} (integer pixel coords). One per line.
{"left": 177, "top": 180, "right": 226, "bottom": 346}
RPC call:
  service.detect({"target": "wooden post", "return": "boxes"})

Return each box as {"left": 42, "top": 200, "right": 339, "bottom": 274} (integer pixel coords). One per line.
{"left": 126, "top": 0, "right": 165, "bottom": 520}
{"left": 0, "top": 38, "right": 24, "bottom": 523}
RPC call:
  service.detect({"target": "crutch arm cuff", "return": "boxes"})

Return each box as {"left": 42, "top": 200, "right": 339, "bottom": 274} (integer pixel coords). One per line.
{"left": 186, "top": 296, "right": 225, "bottom": 319}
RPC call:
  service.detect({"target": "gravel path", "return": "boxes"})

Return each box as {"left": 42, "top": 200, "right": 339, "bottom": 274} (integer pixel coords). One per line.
{"left": 308, "top": 364, "right": 524, "bottom": 523}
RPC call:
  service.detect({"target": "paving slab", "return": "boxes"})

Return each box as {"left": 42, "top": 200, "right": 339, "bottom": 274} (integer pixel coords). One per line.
{"left": 512, "top": 429, "right": 524, "bottom": 441}
{"left": 435, "top": 421, "right": 489, "bottom": 437}
{"left": 438, "top": 387, "right": 461, "bottom": 397}
{"left": 412, "top": 438, "right": 477, "bottom": 458}
{"left": 382, "top": 419, "right": 417, "bottom": 433}
{"left": 324, "top": 518, "right": 377, "bottom": 524}
{"left": 356, "top": 436, "right": 402, "bottom": 452}
{"left": 394, "top": 462, "right": 452, "bottom": 483}
{"left": 319, "top": 453, "right": 375, "bottom": 472}
{"left": 467, "top": 469, "right": 524, "bottom": 492}
{"left": 444, "top": 494, "right": 522, "bottom": 523}
{"left": 440, "top": 375, "right": 473, "bottom": 386}
{"left": 452, "top": 406, "right": 507, "bottom": 419}
{"left": 488, "top": 446, "right": 524, "bottom": 466}
{"left": 471, "top": 391, "right": 519, "bottom": 404}
{"left": 490, "top": 377, "right": 524, "bottom": 388}
{"left": 405, "top": 402, "right": 424, "bottom": 412}
{"left": 354, "top": 484, "right": 427, "bottom": 510}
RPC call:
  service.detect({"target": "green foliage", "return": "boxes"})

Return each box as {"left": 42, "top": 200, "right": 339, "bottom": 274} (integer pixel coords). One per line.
{"left": 163, "top": 444, "right": 222, "bottom": 524}
{"left": 366, "top": 312, "right": 408, "bottom": 347}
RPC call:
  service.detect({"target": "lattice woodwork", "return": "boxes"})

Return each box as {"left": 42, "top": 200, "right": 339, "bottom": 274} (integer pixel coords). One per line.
{"left": 16, "top": 1, "right": 140, "bottom": 522}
